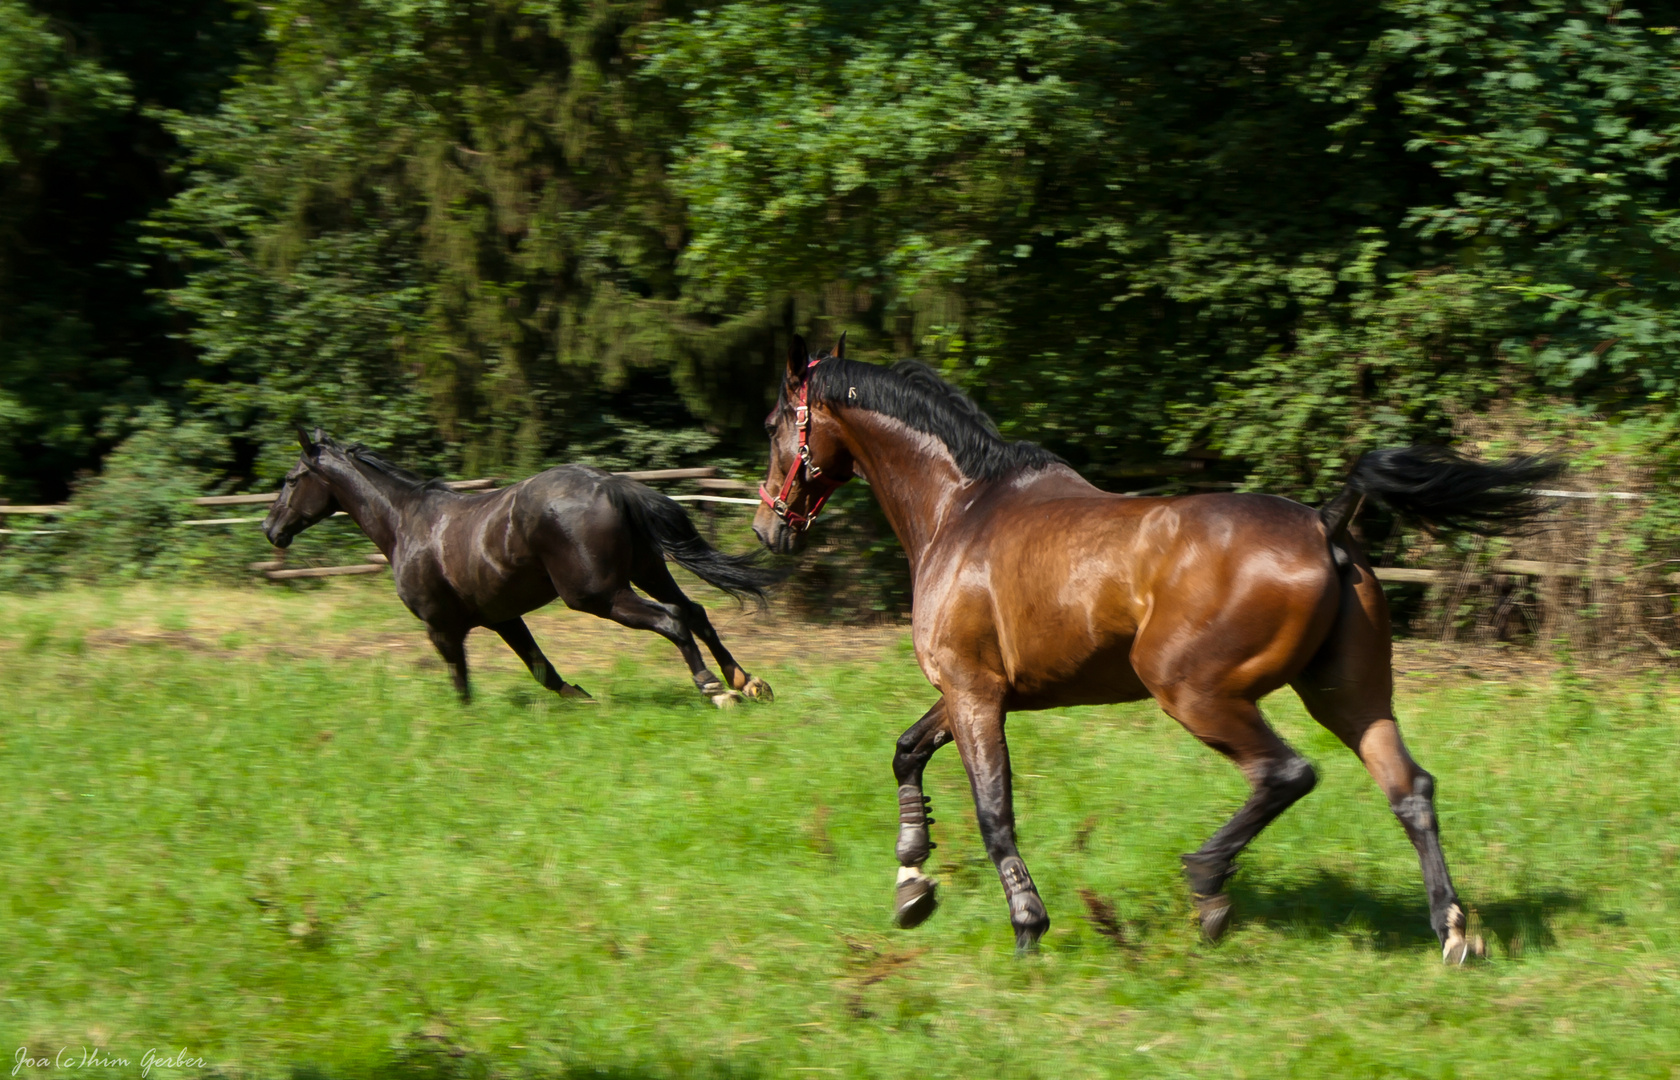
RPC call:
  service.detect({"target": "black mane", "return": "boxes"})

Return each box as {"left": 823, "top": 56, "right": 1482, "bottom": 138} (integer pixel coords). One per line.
{"left": 803, "top": 358, "right": 1064, "bottom": 481}
{"left": 321, "top": 435, "right": 450, "bottom": 491}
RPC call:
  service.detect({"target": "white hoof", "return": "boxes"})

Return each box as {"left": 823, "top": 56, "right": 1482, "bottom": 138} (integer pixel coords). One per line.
{"left": 1441, "top": 904, "right": 1486, "bottom": 964}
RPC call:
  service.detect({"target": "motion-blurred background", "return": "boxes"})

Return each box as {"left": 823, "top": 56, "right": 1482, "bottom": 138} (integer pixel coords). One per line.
{"left": 4, "top": 0, "right": 1680, "bottom": 645}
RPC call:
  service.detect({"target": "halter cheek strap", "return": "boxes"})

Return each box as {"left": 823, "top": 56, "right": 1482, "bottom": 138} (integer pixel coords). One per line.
{"left": 760, "top": 358, "right": 850, "bottom": 531}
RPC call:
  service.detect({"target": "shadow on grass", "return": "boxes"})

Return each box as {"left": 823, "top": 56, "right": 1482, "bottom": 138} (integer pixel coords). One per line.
{"left": 1477, "top": 892, "right": 1581, "bottom": 956}
{"left": 289, "top": 1044, "right": 765, "bottom": 1080}
{"left": 1229, "top": 870, "right": 1582, "bottom": 954}
{"left": 599, "top": 680, "right": 718, "bottom": 712}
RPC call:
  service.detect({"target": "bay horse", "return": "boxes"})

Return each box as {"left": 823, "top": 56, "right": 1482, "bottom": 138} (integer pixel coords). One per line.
{"left": 754, "top": 337, "right": 1560, "bottom": 961}
{"left": 264, "top": 428, "right": 780, "bottom": 707}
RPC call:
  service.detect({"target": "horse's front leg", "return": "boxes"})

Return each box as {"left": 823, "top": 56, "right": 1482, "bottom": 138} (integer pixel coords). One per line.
{"left": 489, "top": 617, "right": 592, "bottom": 700}
{"left": 946, "top": 684, "right": 1049, "bottom": 952}
{"left": 425, "top": 624, "right": 472, "bottom": 704}
{"left": 892, "top": 698, "right": 951, "bottom": 929}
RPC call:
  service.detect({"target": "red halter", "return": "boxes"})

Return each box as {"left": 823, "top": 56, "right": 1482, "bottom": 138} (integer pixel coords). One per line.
{"left": 760, "top": 358, "right": 849, "bottom": 531}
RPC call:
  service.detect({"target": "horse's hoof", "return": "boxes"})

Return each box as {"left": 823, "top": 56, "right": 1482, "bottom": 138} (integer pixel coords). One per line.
{"left": 1442, "top": 931, "right": 1485, "bottom": 965}
{"left": 1014, "top": 919, "right": 1049, "bottom": 955}
{"left": 1009, "top": 897, "right": 1050, "bottom": 955}
{"left": 894, "top": 867, "right": 939, "bottom": 929}
{"left": 1195, "top": 893, "right": 1232, "bottom": 943}
{"left": 740, "top": 675, "right": 774, "bottom": 703}
{"left": 1440, "top": 902, "right": 1484, "bottom": 964}
{"left": 559, "top": 683, "right": 594, "bottom": 702}
{"left": 707, "top": 688, "right": 742, "bottom": 709}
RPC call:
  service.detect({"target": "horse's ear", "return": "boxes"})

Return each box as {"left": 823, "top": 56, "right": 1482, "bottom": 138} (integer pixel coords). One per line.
{"left": 834, "top": 331, "right": 846, "bottom": 360}
{"left": 786, "top": 334, "right": 810, "bottom": 382}
{"left": 296, "top": 425, "right": 317, "bottom": 455}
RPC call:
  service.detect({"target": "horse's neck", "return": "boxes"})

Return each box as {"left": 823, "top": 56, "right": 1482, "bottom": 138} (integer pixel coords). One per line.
{"left": 323, "top": 458, "right": 431, "bottom": 555}
{"left": 836, "top": 409, "right": 972, "bottom": 566}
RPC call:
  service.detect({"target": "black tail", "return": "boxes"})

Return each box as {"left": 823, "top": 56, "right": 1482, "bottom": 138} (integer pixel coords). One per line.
{"left": 1319, "top": 445, "right": 1565, "bottom": 540}
{"left": 605, "top": 477, "right": 787, "bottom": 606}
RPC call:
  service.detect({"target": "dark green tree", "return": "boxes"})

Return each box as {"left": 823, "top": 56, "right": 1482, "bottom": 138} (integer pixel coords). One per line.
{"left": 153, "top": 0, "right": 785, "bottom": 487}
{"left": 0, "top": 0, "right": 256, "bottom": 501}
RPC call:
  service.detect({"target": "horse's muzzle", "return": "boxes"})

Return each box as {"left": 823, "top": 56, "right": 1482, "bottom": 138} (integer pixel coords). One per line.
{"left": 753, "top": 519, "right": 807, "bottom": 557}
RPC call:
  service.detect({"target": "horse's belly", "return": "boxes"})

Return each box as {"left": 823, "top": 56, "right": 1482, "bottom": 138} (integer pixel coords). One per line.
{"left": 468, "top": 564, "right": 557, "bottom": 624}
{"left": 1006, "top": 635, "right": 1151, "bottom": 710}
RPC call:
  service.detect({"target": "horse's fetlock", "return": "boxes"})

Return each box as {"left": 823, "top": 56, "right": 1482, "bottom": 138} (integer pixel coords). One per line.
{"left": 1181, "top": 851, "right": 1234, "bottom": 898}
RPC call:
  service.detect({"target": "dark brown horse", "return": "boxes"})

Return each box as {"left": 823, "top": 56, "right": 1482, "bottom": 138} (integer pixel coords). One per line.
{"left": 264, "top": 429, "right": 780, "bottom": 707}
{"left": 754, "top": 337, "right": 1559, "bottom": 961}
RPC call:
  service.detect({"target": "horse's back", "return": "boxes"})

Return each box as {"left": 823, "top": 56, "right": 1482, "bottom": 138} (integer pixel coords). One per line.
{"left": 936, "top": 483, "right": 1344, "bottom": 707}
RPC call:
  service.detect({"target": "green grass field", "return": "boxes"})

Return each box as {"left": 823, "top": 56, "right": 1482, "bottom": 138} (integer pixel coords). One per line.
{"left": 3, "top": 584, "right": 1678, "bottom": 1079}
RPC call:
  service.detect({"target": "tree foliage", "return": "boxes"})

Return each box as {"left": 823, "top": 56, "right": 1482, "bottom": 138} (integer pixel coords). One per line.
{"left": 657, "top": 0, "right": 1680, "bottom": 490}
{"left": 5, "top": 0, "right": 1680, "bottom": 598}
{"left": 151, "top": 0, "right": 782, "bottom": 487}
{"left": 0, "top": 0, "right": 256, "bottom": 501}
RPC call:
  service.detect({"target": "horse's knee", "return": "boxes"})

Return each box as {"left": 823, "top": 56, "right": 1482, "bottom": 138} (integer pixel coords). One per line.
{"left": 891, "top": 743, "right": 920, "bottom": 784}
{"left": 893, "top": 725, "right": 949, "bottom": 782}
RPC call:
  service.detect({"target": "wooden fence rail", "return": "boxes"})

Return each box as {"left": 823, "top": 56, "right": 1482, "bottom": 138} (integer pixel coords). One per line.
{"left": 1372, "top": 561, "right": 1631, "bottom": 585}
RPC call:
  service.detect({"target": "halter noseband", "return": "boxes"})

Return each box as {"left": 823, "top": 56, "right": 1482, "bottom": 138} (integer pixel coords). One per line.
{"left": 760, "top": 358, "right": 849, "bottom": 531}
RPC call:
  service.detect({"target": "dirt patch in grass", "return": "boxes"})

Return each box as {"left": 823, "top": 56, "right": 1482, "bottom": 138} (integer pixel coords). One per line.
{"left": 0, "top": 580, "right": 908, "bottom": 682}
{"left": 0, "top": 579, "right": 1643, "bottom": 688}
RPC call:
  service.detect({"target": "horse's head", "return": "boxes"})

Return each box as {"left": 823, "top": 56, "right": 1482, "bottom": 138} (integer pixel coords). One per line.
{"left": 754, "top": 333, "right": 855, "bottom": 555}
{"left": 262, "top": 426, "right": 342, "bottom": 549}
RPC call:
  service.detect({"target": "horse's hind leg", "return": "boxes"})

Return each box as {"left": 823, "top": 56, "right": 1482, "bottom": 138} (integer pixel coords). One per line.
{"left": 892, "top": 698, "right": 952, "bottom": 929}
{"left": 633, "top": 564, "right": 771, "bottom": 702}
{"left": 1292, "top": 575, "right": 1482, "bottom": 962}
{"left": 1163, "top": 694, "right": 1318, "bottom": 942}
{"left": 602, "top": 587, "right": 740, "bottom": 708}
{"left": 489, "top": 617, "right": 592, "bottom": 700}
